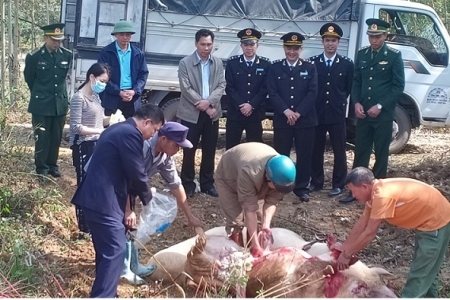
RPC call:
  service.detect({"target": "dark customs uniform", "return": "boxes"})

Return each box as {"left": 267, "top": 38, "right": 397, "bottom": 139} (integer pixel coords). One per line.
{"left": 225, "top": 28, "right": 270, "bottom": 150}
{"left": 309, "top": 23, "right": 354, "bottom": 197}
{"left": 267, "top": 32, "right": 318, "bottom": 203}
{"left": 352, "top": 19, "right": 405, "bottom": 179}
{"left": 24, "top": 23, "right": 72, "bottom": 178}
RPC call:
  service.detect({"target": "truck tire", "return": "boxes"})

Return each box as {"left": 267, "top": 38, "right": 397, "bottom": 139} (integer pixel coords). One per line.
{"left": 161, "top": 98, "right": 180, "bottom": 122}
{"left": 389, "top": 105, "right": 411, "bottom": 154}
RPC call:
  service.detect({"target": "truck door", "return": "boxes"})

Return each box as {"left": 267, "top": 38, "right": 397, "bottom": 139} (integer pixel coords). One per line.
{"left": 374, "top": 6, "right": 450, "bottom": 125}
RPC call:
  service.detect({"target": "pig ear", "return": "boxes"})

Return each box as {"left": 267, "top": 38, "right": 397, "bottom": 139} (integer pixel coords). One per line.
{"left": 371, "top": 267, "right": 394, "bottom": 277}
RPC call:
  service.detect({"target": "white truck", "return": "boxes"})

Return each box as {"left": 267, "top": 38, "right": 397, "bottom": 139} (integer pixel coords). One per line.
{"left": 61, "top": 0, "right": 450, "bottom": 153}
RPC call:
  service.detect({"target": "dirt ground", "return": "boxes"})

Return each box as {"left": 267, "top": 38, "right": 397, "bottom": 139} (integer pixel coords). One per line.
{"left": 8, "top": 123, "right": 450, "bottom": 297}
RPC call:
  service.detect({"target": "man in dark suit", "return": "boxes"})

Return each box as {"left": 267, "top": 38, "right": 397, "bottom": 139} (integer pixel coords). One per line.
{"left": 308, "top": 23, "right": 354, "bottom": 197}
{"left": 267, "top": 32, "right": 318, "bottom": 203}
{"left": 340, "top": 18, "right": 405, "bottom": 204}
{"left": 225, "top": 28, "right": 270, "bottom": 149}
{"left": 23, "top": 23, "right": 72, "bottom": 179}
{"left": 71, "top": 104, "right": 164, "bottom": 297}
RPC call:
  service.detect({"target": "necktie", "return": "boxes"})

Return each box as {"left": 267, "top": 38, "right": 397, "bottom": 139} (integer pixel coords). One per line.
{"left": 371, "top": 50, "right": 378, "bottom": 60}
{"left": 289, "top": 65, "right": 293, "bottom": 71}
{"left": 247, "top": 61, "right": 252, "bottom": 67}
{"left": 326, "top": 59, "right": 332, "bottom": 68}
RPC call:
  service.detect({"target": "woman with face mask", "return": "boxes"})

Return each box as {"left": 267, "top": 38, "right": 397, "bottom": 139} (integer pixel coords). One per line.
{"left": 69, "top": 62, "right": 111, "bottom": 236}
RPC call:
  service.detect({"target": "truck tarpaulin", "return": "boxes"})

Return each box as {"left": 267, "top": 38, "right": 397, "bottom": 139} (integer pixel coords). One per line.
{"left": 149, "top": 0, "right": 359, "bottom": 21}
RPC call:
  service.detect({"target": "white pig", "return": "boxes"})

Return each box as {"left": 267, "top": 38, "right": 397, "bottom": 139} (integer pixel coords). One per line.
{"left": 146, "top": 226, "right": 396, "bottom": 298}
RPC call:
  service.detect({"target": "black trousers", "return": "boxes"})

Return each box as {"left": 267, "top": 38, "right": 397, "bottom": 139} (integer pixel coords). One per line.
{"left": 104, "top": 101, "right": 135, "bottom": 119}
{"left": 273, "top": 127, "right": 315, "bottom": 196}
{"left": 225, "top": 118, "right": 263, "bottom": 150}
{"left": 83, "top": 208, "right": 126, "bottom": 298}
{"left": 310, "top": 122, "right": 347, "bottom": 189}
{"left": 181, "top": 112, "right": 219, "bottom": 193}
{"left": 71, "top": 139, "right": 97, "bottom": 233}
{"left": 31, "top": 114, "right": 66, "bottom": 175}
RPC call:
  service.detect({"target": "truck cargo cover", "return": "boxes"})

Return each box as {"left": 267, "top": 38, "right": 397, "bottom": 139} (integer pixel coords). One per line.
{"left": 149, "top": 0, "right": 358, "bottom": 21}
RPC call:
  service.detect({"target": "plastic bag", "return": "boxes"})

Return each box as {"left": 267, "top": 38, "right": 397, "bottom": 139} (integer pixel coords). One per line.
{"left": 109, "top": 109, "right": 126, "bottom": 125}
{"left": 134, "top": 188, "right": 178, "bottom": 248}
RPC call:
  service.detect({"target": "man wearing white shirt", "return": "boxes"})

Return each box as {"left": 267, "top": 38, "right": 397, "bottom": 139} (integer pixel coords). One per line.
{"left": 267, "top": 32, "right": 318, "bottom": 203}
{"left": 225, "top": 28, "right": 270, "bottom": 150}
{"left": 308, "top": 23, "right": 354, "bottom": 198}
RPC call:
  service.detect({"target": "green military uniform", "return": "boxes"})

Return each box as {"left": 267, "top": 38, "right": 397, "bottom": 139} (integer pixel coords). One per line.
{"left": 23, "top": 23, "right": 72, "bottom": 176}
{"left": 351, "top": 19, "right": 405, "bottom": 178}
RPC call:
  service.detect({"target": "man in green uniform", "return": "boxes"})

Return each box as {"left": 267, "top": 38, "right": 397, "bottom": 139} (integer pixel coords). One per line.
{"left": 340, "top": 19, "right": 405, "bottom": 203}
{"left": 24, "top": 23, "right": 72, "bottom": 179}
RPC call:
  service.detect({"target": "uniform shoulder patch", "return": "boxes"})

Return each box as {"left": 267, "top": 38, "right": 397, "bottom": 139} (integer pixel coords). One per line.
{"left": 341, "top": 55, "right": 353, "bottom": 63}
{"left": 301, "top": 58, "right": 312, "bottom": 64}
{"left": 271, "top": 59, "right": 283, "bottom": 64}
{"left": 228, "top": 55, "right": 240, "bottom": 60}
{"left": 386, "top": 46, "right": 400, "bottom": 53}
{"left": 29, "top": 47, "right": 41, "bottom": 56}
{"left": 359, "top": 45, "right": 370, "bottom": 51}
{"left": 258, "top": 56, "right": 270, "bottom": 62}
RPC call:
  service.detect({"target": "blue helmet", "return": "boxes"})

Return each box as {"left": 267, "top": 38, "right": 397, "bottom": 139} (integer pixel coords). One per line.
{"left": 265, "top": 155, "right": 296, "bottom": 194}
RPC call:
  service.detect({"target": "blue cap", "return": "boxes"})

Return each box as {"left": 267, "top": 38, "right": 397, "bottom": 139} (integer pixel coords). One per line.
{"left": 159, "top": 122, "right": 193, "bottom": 148}
{"left": 265, "top": 155, "right": 296, "bottom": 194}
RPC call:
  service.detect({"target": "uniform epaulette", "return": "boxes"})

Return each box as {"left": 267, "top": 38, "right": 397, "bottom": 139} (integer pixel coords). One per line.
{"left": 301, "top": 58, "right": 312, "bottom": 64}
{"left": 386, "top": 46, "right": 400, "bottom": 53}
{"left": 29, "top": 48, "right": 41, "bottom": 56}
{"left": 359, "top": 45, "right": 370, "bottom": 51}
{"left": 309, "top": 55, "right": 319, "bottom": 60}
{"left": 258, "top": 56, "right": 270, "bottom": 62}
{"left": 341, "top": 55, "right": 353, "bottom": 62}
{"left": 271, "top": 59, "right": 283, "bottom": 64}
{"left": 228, "top": 55, "right": 240, "bottom": 60}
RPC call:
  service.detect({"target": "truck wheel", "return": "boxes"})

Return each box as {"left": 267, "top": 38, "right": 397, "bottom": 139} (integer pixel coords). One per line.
{"left": 161, "top": 98, "right": 180, "bottom": 122}
{"left": 389, "top": 105, "right": 411, "bottom": 154}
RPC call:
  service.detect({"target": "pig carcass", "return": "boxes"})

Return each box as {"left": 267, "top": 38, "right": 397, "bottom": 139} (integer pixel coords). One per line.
{"left": 147, "top": 226, "right": 397, "bottom": 298}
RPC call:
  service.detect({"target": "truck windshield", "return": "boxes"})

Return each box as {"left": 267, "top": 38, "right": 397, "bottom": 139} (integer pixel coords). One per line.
{"left": 382, "top": 9, "right": 448, "bottom": 67}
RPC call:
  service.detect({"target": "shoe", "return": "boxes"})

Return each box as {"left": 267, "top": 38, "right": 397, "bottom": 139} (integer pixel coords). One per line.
{"left": 308, "top": 184, "right": 322, "bottom": 192}
{"left": 299, "top": 193, "right": 310, "bottom": 203}
{"left": 38, "top": 174, "right": 49, "bottom": 183}
{"left": 186, "top": 189, "right": 196, "bottom": 198}
{"left": 201, "top": 187, "right": 218, "bottom": 197}
{"left": 49, "top": 170, "right": 61, "bottom": 178}
{"left": 339, "top": 192, "right": 355, "bottom": 204}
{"left": 328, "top": 188, "right": 342, "bottom": 197}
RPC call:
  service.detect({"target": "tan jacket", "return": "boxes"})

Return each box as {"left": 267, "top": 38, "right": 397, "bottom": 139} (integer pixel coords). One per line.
{"left": 176, "top": 52, "right": 226, "bottom": 123}
{"left": 216, "top": 142, "right": 283, "bottom": 212}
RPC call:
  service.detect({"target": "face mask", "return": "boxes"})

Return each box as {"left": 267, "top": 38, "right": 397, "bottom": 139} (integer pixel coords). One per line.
{"left": 91, "top": 78, "right": 106, "bottom": 94}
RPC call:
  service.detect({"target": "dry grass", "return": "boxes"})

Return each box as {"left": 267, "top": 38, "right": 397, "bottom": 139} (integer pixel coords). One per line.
{"left": 1, "top": 103, "right": 450, "bottom": 297}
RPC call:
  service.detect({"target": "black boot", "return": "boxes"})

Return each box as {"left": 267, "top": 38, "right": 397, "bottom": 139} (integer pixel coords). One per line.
{"left": 339, "top": 191, "right": 355, "bottom": 204}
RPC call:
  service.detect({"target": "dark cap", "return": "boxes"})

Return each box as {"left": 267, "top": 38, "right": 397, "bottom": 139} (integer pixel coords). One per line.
{"left": 237, "top": 28, "right": 262, "bottom": 45}
{"left": 281, "top": 32, "right": 304, "bottom": 46}
{"left": 320, "top": 23, "right": 343, "bottom": 39}
{"left": 366, "top": 18, "right": 390, "bottom": 36}
{"left": 159, "top": 122, "right": 193, "bottom": 148}
{"left": 40, "top": 23, "right": 65, "bottom": 40}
